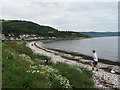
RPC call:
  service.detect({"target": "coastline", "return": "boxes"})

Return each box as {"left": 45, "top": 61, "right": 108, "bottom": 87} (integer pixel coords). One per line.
{"left": 35, "top": 41, "right": 120, "bottom": 74}
{"left": 40, "top": 39, "right": 119, "bottom": 66}
{"left": 38, "top": 37, "right": 88, "bottom": 43}
{"left": 45, "top": 47, "right": 120, "bottom": 66}
{"left": 27, "top": 41, "right": 120, "bottom": 89}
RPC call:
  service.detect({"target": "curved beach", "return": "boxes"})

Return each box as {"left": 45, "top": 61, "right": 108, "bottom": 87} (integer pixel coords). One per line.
{"left": 27, "top": 41, "right": 120, "bottom": 89}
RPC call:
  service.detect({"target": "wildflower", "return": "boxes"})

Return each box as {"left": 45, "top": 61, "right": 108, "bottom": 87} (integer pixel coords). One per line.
{"left": 28, "top": 64, "right": 72, "bottom": 88}
{"left": 32, "top": 71, "right": 36, "bottom": 73}
{"left": 26, "top": 71, "right": 29, "bottom": 73}
{"left": 37, "top": 70, "right": 40, "bottom": 73}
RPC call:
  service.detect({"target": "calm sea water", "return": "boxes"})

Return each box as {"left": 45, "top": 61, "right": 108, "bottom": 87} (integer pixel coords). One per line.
{"left": 42, "top": 37, "right": 119, "bottom": 62}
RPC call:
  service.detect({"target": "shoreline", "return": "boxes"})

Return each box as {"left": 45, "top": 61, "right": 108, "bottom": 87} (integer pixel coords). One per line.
{"left": 28, "top": 41, "right": 120, "bottom": 89}
{"left": 35, "top": 41, "right": 120, "bottom": 75}
{"left": 38, "top": 39, "right": 119, "bottom": 66}
{"left": 44, "top": 47, "right": 120, "bottom": 66}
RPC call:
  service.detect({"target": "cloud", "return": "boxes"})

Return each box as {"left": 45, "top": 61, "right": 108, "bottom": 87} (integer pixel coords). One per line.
{"left": 1, "top": 1, "right": 118, "bottom": 32}
{"left": 1, "top": 0, "right": 119, "bottom": 2}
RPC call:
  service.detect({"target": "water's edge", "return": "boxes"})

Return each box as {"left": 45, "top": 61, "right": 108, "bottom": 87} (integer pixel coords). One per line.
{"left": 36, "top": 41, "right": 120, "bottom": 66}
{"left": 45, "top": 46, "right": 120, "bottom": 66}
{"left": 43, "top": 37, "right": 118, "bottom": 62}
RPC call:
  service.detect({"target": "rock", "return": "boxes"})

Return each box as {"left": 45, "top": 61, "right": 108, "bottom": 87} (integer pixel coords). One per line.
{"left": 64, "top": 54, "right": 73, "bottom": 58}
{"left": 111, "top": 70, "right": 115, "bottom": 74}
{"left": 74, "top": 56, "right": 82, "bottom": 59}
{"left": 28, "top": 41, "right": 120, "bottom": 89}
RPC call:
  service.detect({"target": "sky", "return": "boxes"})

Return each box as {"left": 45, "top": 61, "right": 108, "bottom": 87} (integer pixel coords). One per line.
{"left": 0, "top": 0, "right": 118, "bottom": 32}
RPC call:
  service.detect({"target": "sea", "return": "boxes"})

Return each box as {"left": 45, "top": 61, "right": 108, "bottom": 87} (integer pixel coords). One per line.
{"left": 42, "top": 37, "right": 119, "bottom": 62}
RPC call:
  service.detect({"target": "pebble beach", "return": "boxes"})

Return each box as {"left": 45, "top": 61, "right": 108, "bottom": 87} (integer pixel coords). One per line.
{"left": 27, "top": 41, "right": 120, "bottom": 89}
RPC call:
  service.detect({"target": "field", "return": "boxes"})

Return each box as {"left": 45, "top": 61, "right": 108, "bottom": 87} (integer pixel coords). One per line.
{"left": 2, "top": 41, "right": 95, "bottom": 88}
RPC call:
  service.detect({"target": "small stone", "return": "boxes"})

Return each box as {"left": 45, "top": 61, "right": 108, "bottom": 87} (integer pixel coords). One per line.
{"left": 111, "top": 70, "right": 115, "bottom": 74}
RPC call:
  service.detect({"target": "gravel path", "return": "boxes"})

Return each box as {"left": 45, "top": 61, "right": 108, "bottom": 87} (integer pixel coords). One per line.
{"left": 27, "top": 41, "right": 120, "bottom": 89}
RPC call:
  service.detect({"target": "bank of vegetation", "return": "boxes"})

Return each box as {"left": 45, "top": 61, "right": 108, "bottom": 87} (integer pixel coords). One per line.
{"left": 2, "top": 20, "right": 90, "bottom": 39}
{"left": 2, "top": 41, "right": 94, "bottom": 88}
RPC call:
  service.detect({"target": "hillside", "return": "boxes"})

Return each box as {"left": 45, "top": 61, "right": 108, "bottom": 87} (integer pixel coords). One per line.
{"left": 80, "top": 32, "right": 119, "bottom": 37}
{"left": 2, "top": 20, "right": 90, "bottom": 38}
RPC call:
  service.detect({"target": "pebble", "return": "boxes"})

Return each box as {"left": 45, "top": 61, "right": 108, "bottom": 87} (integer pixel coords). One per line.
{"left": 27, "top": 41, "right": 120, "bottom": 89}
{"left": 111, "top": 70, "right": 115, "bottom": 74}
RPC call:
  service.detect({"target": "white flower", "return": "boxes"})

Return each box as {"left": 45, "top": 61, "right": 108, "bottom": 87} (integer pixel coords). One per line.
{"left": 26, "top": 70, "right": 30, "bottom": 73}
{"left": 37, "top": 70, "right": 39, "bottom": 73}
{"left": 29, "top": 64, "right": 72, "bottom": 88}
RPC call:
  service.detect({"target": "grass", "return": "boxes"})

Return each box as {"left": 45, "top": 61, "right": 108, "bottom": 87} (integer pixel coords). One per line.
{"left": 0, "top": 43, "right": 2, "bottom": 52}
{"left": 2, "top": 41, "right": 51, "bottom": 88}
{"left": 0, "top": 43, "right": 2, "bottom": 88}
{"left": 2, "top": 41, "right": 95, "bottom": 88}
{"left": 2, "top": 60, "right": 49, "bottom": 88}
{"left": 51, "top": 62, "right": 94, "bottom": 88}
{"left": 3, "top": 41, "right": 50, "bottom": 61}
{"left": 0, "top": 20, "right": 12, "bottom": 22}
{"left": 0, "top": 43, "right": 2, "bottom": 55}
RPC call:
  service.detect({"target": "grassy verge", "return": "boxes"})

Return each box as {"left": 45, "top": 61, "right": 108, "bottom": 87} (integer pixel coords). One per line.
{"left": 51, "top": 62, "right": 94, "bottom": 88}
{"left": 2, "top": 41, "right": 95, "bottom": 88}
{"left": 2, "top": 41, "right": 51, "bottom": 88}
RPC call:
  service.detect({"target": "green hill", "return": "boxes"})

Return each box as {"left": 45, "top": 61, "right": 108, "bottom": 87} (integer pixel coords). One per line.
{"left": 2, "top": 20, "right": 90, "bottom": 38}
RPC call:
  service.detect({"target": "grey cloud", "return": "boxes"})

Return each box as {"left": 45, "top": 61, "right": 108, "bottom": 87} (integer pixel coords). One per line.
{"left": 1, "top": 2, "right": 118, "bottom": 32}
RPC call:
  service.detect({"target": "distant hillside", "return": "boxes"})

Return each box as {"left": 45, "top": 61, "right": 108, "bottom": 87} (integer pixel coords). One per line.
{"left": 2, "top": 20, "right": 90, "bottom": 38}
{"left": 80, "top": 32, "right": 120, "bottom": 37}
